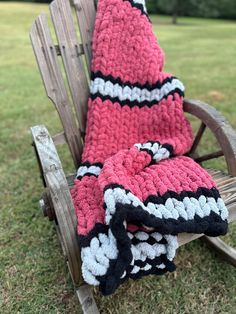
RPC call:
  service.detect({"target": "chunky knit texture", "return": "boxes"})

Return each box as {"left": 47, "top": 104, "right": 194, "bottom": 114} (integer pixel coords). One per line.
{"left": 71, "top": 0, "right": 228, "bottom": 295}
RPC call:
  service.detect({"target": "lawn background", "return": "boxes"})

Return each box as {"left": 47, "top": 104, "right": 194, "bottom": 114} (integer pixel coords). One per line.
{"left": 0, "top": 2, "right": 236, "bottom": 313}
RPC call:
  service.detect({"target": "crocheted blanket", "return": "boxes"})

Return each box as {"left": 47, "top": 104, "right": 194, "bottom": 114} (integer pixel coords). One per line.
{"left": 71, "top": 0, "right": 228, "bottom": 295}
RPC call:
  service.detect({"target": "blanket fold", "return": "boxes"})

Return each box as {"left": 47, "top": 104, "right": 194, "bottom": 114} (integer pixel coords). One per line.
{"left": 71, "top": 0, "right": 228, "bottom": 295}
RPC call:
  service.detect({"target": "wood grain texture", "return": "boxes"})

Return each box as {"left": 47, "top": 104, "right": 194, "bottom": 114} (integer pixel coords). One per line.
{"left": 73, "top": 0, "right": 96, "bottom": 71}
{"left": 30, "top": 14, "right": 82, "bottom": 167}
{"left": 76, "top": 285, "right": 99, "bottom": 314}
{"left": 31, "top": 125, "right": 83, "bottom": 286}
{"left": 184, "top": 99, "right": 236, "bottom": 176}
{"left": 194, "top": 150, "right": 223, "bottom": 163}
{"left": 50, "top": 0, "right": 89, "bottom": 134}
{"left": 203, "top": 236, "right": 236, "bottom": 267}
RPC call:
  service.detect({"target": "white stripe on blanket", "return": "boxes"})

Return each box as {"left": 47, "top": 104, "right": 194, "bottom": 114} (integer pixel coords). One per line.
{"left": 90, "top": 77, "right": 185, "bottom": 103}
{"left": 81, "top": 230, "right": 178, "bottom": 285}
{"left": 104, "top": 187, "right": 228, "bottom": 225}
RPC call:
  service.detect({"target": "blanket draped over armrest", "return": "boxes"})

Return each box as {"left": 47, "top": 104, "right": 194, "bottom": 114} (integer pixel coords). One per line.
{"left": 71, "top": 0, "right": 228, "bottom": 295}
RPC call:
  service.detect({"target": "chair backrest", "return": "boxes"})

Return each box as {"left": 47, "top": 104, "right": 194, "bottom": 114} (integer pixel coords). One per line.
{"left": 30, "top": 0, "right": 97, "bottom": 168}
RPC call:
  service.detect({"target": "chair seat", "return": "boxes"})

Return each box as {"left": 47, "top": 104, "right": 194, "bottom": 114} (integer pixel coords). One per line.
{"left": 66, "top": 168, "right": 236, "bottom": 246}
{"left": 207, "top": 169, "right": 236, "bottom": 208}
{"left": 67, "top": 169, "right": 236, "bottom": 207}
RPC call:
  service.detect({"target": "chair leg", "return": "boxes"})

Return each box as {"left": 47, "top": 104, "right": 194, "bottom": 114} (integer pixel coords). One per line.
{"left": 76, "top": 284, "right": 100, "bottom": 314}
{"left": 203, "top": 236, "right": 236, "bottom": 267}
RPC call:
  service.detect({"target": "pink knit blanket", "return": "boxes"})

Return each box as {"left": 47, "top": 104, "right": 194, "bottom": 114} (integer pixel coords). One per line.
{"left": 71, "top": 0, "right": 228, "bottom": 295}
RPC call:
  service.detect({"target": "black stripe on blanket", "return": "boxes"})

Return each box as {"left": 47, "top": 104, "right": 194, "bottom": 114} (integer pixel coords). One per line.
{"left": 103, "top": 185, "right": 228, "bottom": 236}
{"left": 90, "top": 71, "right": 179, "bottom": 91}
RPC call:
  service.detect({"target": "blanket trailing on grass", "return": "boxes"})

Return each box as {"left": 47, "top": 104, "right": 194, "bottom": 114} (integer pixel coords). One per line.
{"left": 71, "top": 0, "right": 228, "bottom": 295}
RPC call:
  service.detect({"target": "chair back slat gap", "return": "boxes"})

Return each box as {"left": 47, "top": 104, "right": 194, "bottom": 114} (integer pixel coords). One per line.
{"left": 50, "top": 0, "right": 89, "bottom": 134}
{"left": 30, "top": 14, "right": 83, "bottom": 167}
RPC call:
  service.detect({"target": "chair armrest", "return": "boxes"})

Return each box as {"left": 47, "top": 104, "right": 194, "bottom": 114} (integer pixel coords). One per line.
{"left": 184, "top": 99, "right": 236, "bottom": 176}
{"left": 31, "top": 125, "right": 82, "bottom": 285}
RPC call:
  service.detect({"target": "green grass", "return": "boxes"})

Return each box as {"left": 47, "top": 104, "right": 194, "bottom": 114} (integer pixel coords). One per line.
{"left": 0, "top": 3, "right": 236, "bottom": 313}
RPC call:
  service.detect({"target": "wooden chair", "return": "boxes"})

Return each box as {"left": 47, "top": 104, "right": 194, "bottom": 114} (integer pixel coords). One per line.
{"left": 30, "top": 0, "right": 236, "bottom": 312}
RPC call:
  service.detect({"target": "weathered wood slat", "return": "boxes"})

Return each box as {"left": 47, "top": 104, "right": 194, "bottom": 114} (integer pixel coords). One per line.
{"left": 30, "top": 14, "right": 83, "bottom": 167}
{"left": 81, "top": 0, "right": 97, "bottom": 41}
{"left": 54, "top": 42, "right": 84, "bottom": 56}
{"left": 50, "top": 0, "right": 89, "bottom": 134}
{"left": 207, "top": 169, "right": 225, "bottom": 179}
{"left": 194, "top": 150, "right": 224, "bottom": 163}
{"left": 73, "top": 0, "right": 96, "bottom": 71}
{"left": 33, "top": 125, "right": 100, "bottom": 312}
{"left": 210, "top": 170, "right": 236, "bottom": 205}
{"left": 220, "top": 180, "right": 236, "bottom": 190}
{"left": 31, "top": 125, "right": 83, "bottom": 285}
{"left": 76, "top": 285, "right": 99, "bottom": 314}
{"left": 219, "top": 181, "right": 236, "bottom": 192}
{"left": 204, "top": 235, "right": 236, "bottom": 267}
{"left": 215, "top": 177, "right": 236, "bottom": 188}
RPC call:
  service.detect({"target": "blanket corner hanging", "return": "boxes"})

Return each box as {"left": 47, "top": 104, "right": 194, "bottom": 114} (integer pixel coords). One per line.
{"left": 71, "top": 0, "right": 228, "bottom": 296}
